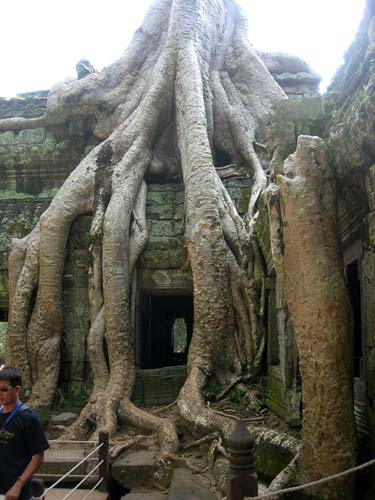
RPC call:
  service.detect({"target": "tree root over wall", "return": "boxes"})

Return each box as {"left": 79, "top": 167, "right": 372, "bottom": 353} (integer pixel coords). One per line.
{"left": 2, "top": 0, "right": 287, "bottom": 477}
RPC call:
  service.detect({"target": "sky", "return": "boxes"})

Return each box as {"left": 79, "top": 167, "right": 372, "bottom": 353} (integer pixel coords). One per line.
{"left": 0, "top": 0, "right": 366, "bottom": 98}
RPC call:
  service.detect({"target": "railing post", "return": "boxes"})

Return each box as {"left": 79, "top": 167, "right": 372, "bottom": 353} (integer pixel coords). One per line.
{"left": 31, "top": 478, "right": 45, "bottom": 499}
{"left": 227, "top": 420, "right": 258, "bottom": 500}
{"left": 99, "top": 431, "right": 109, "bottom": 492}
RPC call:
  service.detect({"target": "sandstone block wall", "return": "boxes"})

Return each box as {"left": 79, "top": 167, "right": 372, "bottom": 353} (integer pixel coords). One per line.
{"left": 0, "top": 94, "right": 252, "bottom": 395}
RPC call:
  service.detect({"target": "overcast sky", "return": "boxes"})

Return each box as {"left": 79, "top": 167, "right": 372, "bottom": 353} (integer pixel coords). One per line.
{"left": 0, "top": 0, "right": 366, "bottom": 97}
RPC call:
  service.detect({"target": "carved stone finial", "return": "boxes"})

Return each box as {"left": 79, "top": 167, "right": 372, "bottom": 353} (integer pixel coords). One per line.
{"left": 228, "top": 420, "right": 256, "bottom": 472}
{"left": 227, "top": 420, "right": 258, "bottom": 499}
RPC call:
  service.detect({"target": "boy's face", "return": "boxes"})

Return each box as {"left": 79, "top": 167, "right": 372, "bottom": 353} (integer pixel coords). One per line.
{"left": 0, "top": 380, "right": 20, "bottom": 408}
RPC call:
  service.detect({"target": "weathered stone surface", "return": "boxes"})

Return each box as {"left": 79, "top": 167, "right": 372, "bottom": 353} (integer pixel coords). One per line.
{"left": 254, "top": 442, "right": 294, "bottom": 483}
{"left": 0, "top": 199, "right": 50, "bottom": 309}
{"left": 258, "top": 51, "right": 321, "bottom": 99}
{"left": 267, "top": 97, "right": 326, "bottom": 161}
{"left": 62, "top": 216, "right": 92, "bottom": 393}
{"left": 362, "top": 210, "right": 375, "bottom": 440}
{"left": 132, "top": 365, "right": 187, "bottom": 406}
{"left": 122, "top": 491, "right": 166, "bottom": 500}
{"left": 168, "top": 468, "right": 216, "bottom": 500}
{"left": 51, "top": 412, "right": 78, "bottom": 425}
{"left": 0, "top": 95, "right": 47, "bottom": 118}
{"left": 39, "top": 448, "right": 88, "bottom": 476}
{"left": 112, "top": 451, "right": 157, "bottom": 489}
{"left": 327, "top": 2, "right": 375, "bottom": 175}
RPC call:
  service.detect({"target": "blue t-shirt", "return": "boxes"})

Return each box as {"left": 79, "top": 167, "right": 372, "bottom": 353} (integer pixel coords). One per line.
{"left": 0, "top": 405, "right": 49, "bottom": 500}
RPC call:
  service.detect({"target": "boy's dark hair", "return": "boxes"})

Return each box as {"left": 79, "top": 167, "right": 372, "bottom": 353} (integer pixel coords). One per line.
{"left": 0, "top": 366, "right": 22, "bottom": 387}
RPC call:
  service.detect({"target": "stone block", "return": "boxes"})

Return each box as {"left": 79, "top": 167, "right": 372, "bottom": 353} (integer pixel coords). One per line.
{"left": 168, "top": 468, "right": 216, "bottom": 500}
{"left": 112, "top": 451, "right": 157, "bottom": 489}
{"left": 174, "top": 190, "right": 185, "bottom": 205}
{"left": 138, "top": 269, "right": 193, "bottom": 291}
{"left": 140, "top": 249, "right": 168, "bottom": 269}
{"left": 51, "top": 412, "right": 78, "bottom": 425}
{"left": 168, "top": 243, "right": 187, "bottom": 269}
{"left": 147, "top": 190, "right": 174, "bottom": 220}
{"left": 39, "top": 448, "right": 88, "bottom": 476}
{"left": 150, "top": 220, "right": 175, "bottom": 237}
{"left": 132, "top": 366, "right": 187, "bottom": 406}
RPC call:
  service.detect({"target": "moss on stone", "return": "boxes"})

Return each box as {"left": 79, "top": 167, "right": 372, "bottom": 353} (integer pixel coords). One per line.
{"left": 254, "top": 442, "right": 294, "bottom": 482}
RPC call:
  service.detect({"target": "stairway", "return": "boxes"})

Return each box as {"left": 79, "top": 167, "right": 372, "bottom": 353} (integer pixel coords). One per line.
{"left": 44, "top": 488, "right": 109, "bottom": 500}
{"left": 34, "top": 441, "right": 108, "bottom": 499}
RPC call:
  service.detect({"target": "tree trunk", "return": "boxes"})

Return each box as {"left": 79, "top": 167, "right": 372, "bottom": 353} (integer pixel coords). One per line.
{"left": 267, "top": 135, "right": 357, "bottom": 500}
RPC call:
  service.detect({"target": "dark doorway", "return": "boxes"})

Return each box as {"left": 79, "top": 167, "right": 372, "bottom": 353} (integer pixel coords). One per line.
{"left": 140, "top": 294, "right": 194, "bottom": 369}
{"left": 346, "top": 257, "right": 372, "bottom": 462}
{"left": 347, "top": 260, "right": 362, "bottom": 378}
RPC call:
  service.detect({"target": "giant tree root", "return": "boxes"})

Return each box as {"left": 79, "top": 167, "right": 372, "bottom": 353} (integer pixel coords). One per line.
{"left": 3, "top": 0, "right": 285, "bottom": 454}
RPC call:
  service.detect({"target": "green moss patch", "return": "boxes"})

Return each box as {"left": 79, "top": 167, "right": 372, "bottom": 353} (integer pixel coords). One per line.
{"left": 255, "top": 442, "right": 294, "bottom": 483}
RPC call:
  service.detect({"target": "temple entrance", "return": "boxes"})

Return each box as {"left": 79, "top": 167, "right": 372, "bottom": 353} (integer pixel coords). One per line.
{"left": 139, "top": 293, "right": 194, "bottom": 369}
{"left": 345, "top": 246, "right": 371, "bottom": 459}
{"left": 346, "top": 259, "right": 362, "bottom": 378}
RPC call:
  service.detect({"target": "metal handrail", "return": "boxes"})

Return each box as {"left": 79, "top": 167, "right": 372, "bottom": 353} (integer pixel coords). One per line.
{"left": 42, "top": 441, "right": 104, "bottom": 495}
{"left": 34, "top": 433, "right": 110, "bottom": 499}
{"left": 81, "top": 478, "right": 104, "bottom": 500}
{"left": 61, "top": 461, "right": 104, "bottom": 500}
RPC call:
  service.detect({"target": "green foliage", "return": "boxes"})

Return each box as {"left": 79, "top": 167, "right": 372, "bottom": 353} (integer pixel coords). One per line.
{"left": 204, "top": 383, "right": 224, "bottom": 401}
{"left": 172, "top": 318, "right": 187, "bottom": 353}
{"left": 228, "top": 386, "right": 245, "bottom": 405}
{"left": 255, "top": 442, "right": 294, "bottom": 482}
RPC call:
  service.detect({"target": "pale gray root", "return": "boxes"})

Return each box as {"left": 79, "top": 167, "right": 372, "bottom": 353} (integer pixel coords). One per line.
{"left": 212, "top": 71, "right": 267, "bottom": 219}
{"left": 61, "top": 19, "right": 178, "bottom": 443}
{"left": 3, "top": 0, "right": 286, "bottom": 451}
{"left": 178, "top": 366, "right": 235, "bottom": 439}
{"left": 130, "top": 181, "right": 148, "bottom": 331}
{"left": 118, "top": 399, "right": 179, "bottom": 455}
{"left": 250, "top": 426, "right": 300, "bottom": 456}
{"left": 88, "top": 201, "right": 105, "bottom": 322}
{"left": 0, "top": 0, "right": 174, "bottom": 136}
{"left": 98, "top": 46, "right": 176, "bottom": 434}
{"left": 25, "top": 147, "right": 104, "bottom": 408}
{"left": 129, "top": 180, "right": 148, "bottom": 277}
{"left": 7, "top": 227, "right": 40, "bottom": 392}
{"left": 172, "top": 0, "right": 281, "bottom": 438}
{"left": 6, "top": 144, "right": 105, "bottom": 407}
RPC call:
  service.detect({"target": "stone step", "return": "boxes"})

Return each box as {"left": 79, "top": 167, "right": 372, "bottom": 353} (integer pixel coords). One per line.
{"left": 38, "top": 448, "right": 94, "bottom": 477}
{"left": 44, "top": 488, "right": 108, "bottom": 500}
{"left": 112, "top": 451, "right": 157, "bottom": 490}
{"left": 122, "top": 490, "right": 167, "bottom": 500}
{"left": 168, "top": 468, "right": 216, "bottom": 500}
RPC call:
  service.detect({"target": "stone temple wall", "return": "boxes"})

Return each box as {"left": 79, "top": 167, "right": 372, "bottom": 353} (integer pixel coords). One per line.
{"left": 0, "top": 94, "right": 252, "bottom": 398}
